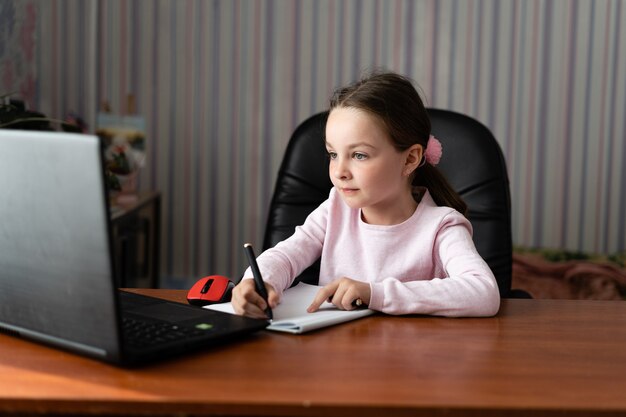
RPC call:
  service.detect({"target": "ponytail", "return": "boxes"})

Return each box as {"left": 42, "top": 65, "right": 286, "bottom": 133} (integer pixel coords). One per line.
{"left": 413, "top": 164, "right": 467, "bottom": 216}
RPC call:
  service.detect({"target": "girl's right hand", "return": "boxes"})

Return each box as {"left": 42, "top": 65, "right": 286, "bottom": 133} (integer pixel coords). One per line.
{"left": 231, "top": 279, "right": 279, "bottom": 319}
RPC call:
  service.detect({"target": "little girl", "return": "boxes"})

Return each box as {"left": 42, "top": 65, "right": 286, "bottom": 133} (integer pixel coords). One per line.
{"left": 232, "top": 72, "right": 500, "bottom": 318}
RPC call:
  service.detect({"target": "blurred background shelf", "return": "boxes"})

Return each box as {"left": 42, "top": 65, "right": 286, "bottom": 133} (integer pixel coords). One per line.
{"left": 110, "top": 191, "right": 161, "bottom": 288}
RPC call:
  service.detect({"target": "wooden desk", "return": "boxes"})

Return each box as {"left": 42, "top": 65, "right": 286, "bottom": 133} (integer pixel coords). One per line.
{"left": 1, "top": 290, "right": 626, "bottom": 417}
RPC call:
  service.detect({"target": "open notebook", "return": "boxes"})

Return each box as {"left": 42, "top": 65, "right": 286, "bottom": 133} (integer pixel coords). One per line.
{"left": 205, "top": 283, "right": 375, "bottom": 334}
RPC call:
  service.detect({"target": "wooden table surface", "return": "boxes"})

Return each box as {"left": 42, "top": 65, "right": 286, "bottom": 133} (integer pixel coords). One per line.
{"left": 1, "top": 289, "right": 625, "bottom": 416}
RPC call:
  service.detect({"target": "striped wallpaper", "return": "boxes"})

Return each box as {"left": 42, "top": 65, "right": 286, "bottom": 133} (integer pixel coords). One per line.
{"left": 8, "top": 0, "right": 626, "bottom": 286}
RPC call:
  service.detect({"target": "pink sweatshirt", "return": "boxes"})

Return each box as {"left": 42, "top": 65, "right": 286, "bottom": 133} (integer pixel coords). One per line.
{"left": 244, "top": 187, "right": 500, "bottom": 317}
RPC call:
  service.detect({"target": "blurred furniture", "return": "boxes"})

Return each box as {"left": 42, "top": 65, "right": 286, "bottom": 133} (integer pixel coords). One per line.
{"left": 263, "top": 109, "right": 527, "bottom": 297}
{"left": 1, "top": 289, "right": 625, "bottom": 416}
{"left": 0, "top": 99, "right": 54, "bottom": 130}
{"left": 110, "top": 191, "right": 161, "bottom": 287}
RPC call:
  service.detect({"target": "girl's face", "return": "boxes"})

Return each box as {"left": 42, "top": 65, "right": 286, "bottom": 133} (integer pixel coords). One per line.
{"left": 325, "top": 107, "right": 422, "bottom": 225}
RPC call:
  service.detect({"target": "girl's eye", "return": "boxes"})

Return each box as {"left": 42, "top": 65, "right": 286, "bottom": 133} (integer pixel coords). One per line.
{"left": 327, "top": 151, "right": 337, "bottom": 160}
{"left": 353, "top": 152, "right": 368, "bottom": 160}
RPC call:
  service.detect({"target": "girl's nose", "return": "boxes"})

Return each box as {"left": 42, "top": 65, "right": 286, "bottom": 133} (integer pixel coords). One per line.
{"left": 332, "top": 159, "right": 350, "bottom": 180}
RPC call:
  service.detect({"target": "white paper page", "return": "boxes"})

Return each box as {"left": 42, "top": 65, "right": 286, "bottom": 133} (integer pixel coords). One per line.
{"left": 205, "top": 282, "right": 374, "bottom": 334}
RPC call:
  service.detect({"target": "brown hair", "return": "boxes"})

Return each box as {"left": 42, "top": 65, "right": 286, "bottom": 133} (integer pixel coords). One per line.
{"left": 329, "top": 71, "right": 467, "bottom": 215}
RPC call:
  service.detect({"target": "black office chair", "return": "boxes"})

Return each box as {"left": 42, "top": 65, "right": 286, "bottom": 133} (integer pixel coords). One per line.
{"left": 263, "top": 109, "right": 528, "bottom": 298}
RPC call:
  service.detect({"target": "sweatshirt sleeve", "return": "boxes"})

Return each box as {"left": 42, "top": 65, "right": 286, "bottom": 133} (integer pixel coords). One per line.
{"left": 368, "top": 212, "right": 501, "bottom": 317}
{"left": 241, "top": 198, "right": 330, "bottom": 298}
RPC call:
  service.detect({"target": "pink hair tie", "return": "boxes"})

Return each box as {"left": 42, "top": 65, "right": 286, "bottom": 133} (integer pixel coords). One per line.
{"left": 424, "top": 135, "right": 443, "bottom": 166}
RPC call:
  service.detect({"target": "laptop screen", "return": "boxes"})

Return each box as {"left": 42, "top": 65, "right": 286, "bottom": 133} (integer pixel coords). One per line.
{"left": 0, "top": 129, "right": 121, "bottom": 358}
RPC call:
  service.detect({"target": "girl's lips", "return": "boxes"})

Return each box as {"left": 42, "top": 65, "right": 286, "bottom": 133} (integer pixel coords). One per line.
{"left": 340, "top": 187, "right": 359, "bottom": 194}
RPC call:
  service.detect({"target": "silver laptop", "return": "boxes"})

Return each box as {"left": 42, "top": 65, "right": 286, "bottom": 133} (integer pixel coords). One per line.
{"left": 0, "top": 129, "right": 267, "bottom": 366}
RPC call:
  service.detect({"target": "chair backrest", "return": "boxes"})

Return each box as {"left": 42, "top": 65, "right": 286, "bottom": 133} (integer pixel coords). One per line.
{"left": 263, "top": 109, "right": 514, "bottom": 297}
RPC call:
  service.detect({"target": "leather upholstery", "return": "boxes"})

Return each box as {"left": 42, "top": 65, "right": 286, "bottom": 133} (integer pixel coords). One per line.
{"left": 263, "top": 109, "right": 520, "bottom": 297}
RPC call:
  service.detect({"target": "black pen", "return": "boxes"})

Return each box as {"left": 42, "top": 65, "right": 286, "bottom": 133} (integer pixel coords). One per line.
{"left": 243, "top": 243, "right": 273, "bottom": 320}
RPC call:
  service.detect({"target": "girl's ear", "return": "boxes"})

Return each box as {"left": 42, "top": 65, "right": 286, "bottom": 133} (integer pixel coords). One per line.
{"left": 403, "top": 144, "right": 423, "bottom": 177}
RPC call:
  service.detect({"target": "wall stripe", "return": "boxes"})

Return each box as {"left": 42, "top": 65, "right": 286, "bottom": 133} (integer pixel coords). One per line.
{"left": 578, "top": 1, "right": 595, "bottom": 251}
{"left": 7, "top": 0, "right": 622, "bottom": 286}
{"left": 613, "top": 0, "right": 625, "bottom": 252}
{"left": 596, "top": 3, "right": 611, "bottom": 252}
{"left": 609, "top": 57, "right": 626, "bottom": 250}
{"left": 532, "top": 0, "right": 552, "bottom": 246}
{"left": 560, "top": 0, "right": 577, "bottom": 248}
{"left": 605, "top": 0, "right": 622, "bottom": 253}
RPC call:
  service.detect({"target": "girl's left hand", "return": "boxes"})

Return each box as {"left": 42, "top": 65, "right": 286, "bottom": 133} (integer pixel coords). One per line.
{"left": 307, "top": 277, "right": 371, "bottom": 312}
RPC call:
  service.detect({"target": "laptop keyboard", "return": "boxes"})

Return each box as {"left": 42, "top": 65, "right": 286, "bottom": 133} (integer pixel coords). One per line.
{"left": 122, "top": 316, "right": 209, "bottom": 348}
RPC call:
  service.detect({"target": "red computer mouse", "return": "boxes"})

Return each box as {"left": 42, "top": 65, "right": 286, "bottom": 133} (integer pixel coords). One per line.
{"left": 187, "top": 275, "right": 235, "bottom": 306}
